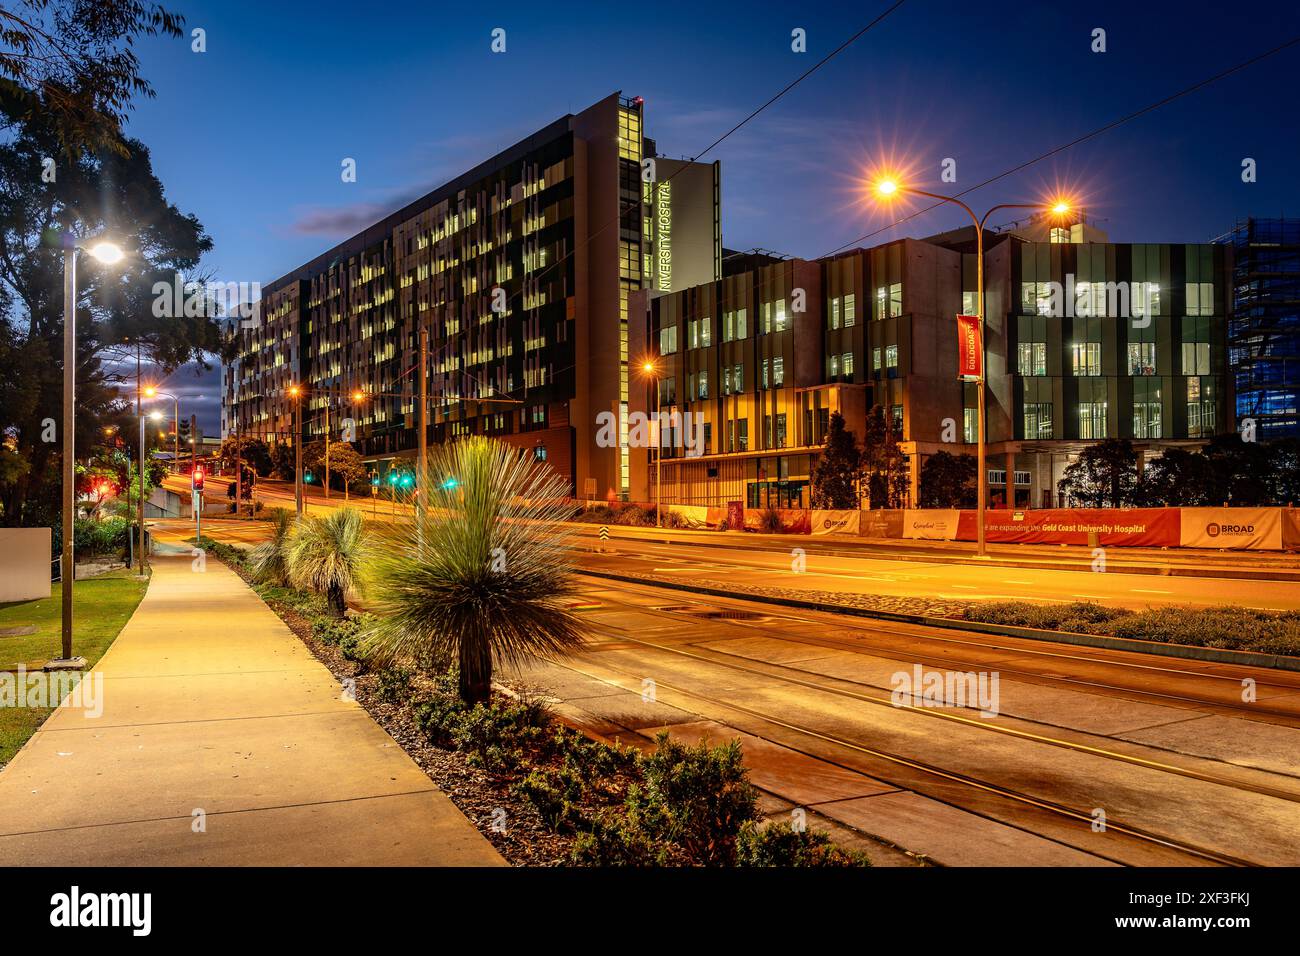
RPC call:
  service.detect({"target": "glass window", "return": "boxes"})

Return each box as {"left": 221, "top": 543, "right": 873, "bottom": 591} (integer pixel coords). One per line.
{"left": 1127, "top": 342, "right": 1156, "bottom": 376}
{"left": 1079, "top": 401, "right": 1107, "bottom": 439}
{"left": 659, "top": 325, "right": 677, "bottom": 355}
{"left": 697, "top": 371, "right": 708, "bottom": 400}
{"left": 774, "top": 299, "right": 788, "bottom": 331}
{"left": 1181, "top": 341, "right": 1210, "bottom": 376}
{"left": 885, "top": 344, "right": 898, "bottom": 368}
{"left": 1186, "top": 282, "right": 1214, "bottom": 316}
{"left": 963, "top": 291, "right": 979, "bottom": 315}
{"left": 828, "top": 354, "right": 840, "bottom": 378}
{"left": 963, "top": 407, "right": 977, "bottom": 444}
{"left": 842, "top": 352, "right": 854, "bottom": 376}
{"left": 700, "top": 318, "right": 711, "bottom": 347}
{"left": 775, "top": 413, "right": 787, "bottom": 448}
{"left": 829, "top": 298, "right": 841, "bottom": 330}
{"left": 875, "top": 283, "right": 902, "bottom": 319}
{"left": 844, "top": 293, "right": 856, "bottom": 327}
{"left": 772, "top": 355, "right": 785, "bottom": 386}
{"left": 1024, "top": 402, "right": 1053, "bottom": 439}
{"left": 1133, "top": 401, "right": 1162, "bottom": 439}
{"left": 1018, "top": 341, "right": 1047, "bottom": 376}
{"left": 761, "top": 358, "right": 769, "bottom": 389}
{"left": 736, "top": 308, "right": 747, "bottom": 338}
{"left": 872, "top": 347, "right": 882, "bottom": 371}
{"left": 1072, "top": 342, "right": 1101, "bottom": 376}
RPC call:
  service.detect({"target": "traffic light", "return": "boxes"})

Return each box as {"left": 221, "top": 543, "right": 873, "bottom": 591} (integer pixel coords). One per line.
{"left": 192, "top": 465, "right": 205, "bottom": 491}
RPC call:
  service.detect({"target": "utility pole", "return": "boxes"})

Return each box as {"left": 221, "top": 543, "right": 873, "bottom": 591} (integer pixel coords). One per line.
{"left": 136, "top": 344, "right": 146, "bottom": 575}
{"left": 234, "top": 406, "right": 243, "bottom": 517}
{"left": 321, "top": 400, "right": 327, "bottom": 502}
{"left": 292, "top": 390, "right": 303, "bottom": 517}
{"left": 418, "top": 324, "right": 428, "bottom": 520}
{"left": 59, "top": 245, "right": 75, "bottom": 663}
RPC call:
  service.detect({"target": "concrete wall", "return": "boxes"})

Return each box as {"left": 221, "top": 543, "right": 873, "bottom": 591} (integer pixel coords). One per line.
{"left": 0, "top": 528, "right": 52, "bottom": 603}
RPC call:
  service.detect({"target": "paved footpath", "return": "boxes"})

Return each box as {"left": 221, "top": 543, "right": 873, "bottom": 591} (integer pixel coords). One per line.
{"left": 0, "top": 553, "right": 503, "bottom": 866}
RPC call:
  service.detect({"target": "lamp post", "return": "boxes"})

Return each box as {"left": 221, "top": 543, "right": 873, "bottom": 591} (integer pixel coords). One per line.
{"left": 55, "top": 236, "right": 124, "bottom": 669}
{"left": 143, "top": 387, "right": 178, "bottom": 555}
{"left": 641, "top": 360, "right": 662, "bottom": 527}
{"left": 870, "top": 180, "right": 1071, "bottom": 557}
{"left": 289, "top": 385, "right": 303, "bottom": 516}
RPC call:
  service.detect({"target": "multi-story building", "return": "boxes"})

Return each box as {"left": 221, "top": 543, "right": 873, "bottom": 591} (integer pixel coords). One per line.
{"left": 223, "top": 92, "right": 720, "bottom": 499}
{"left": 1217, "top": 218, "right": 1300, "bottom": 439}
{"left": 631, "top": 218, "right": 1234, "bottom": 509}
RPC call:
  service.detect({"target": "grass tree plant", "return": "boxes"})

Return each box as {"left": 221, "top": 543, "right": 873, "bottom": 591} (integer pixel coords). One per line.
{"left": 285, "top": 507, "right": 371, "bottom": 618}
{"left": 361, "top": 435, "right": 585, "bottom": 705}
{"left": 248, "top": 507, "right": 295, "bottom": 586}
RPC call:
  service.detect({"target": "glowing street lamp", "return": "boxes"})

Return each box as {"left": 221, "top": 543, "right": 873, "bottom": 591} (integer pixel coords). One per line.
{"left": 288, "top": 385, "right": 303, "bottom": 516}
{"left": 869, "top": 177, "right": 1077, "bottom": 556}
{"left": 57, "top": 235, "right": 126, "bottom": 668}
{"left": 639, "top": 359, "right": 662, "bottom": 528}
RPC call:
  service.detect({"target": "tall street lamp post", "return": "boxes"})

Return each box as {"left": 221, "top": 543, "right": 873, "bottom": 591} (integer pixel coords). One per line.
{"left": 641, "top": 360, "right": 662, "bottom": 528}
{"left": 289, "top": 385, "right": 303, "bottom": 517}
{"left": 871, "top": 180, "right": 1071, "bottom": 557}
{"left": 55, "top": 236, "right": 124, "bottom": 669}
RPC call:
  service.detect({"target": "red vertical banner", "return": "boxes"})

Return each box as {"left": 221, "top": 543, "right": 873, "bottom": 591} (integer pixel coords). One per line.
{"left": 956, "top": 314, "right": 983, "bottom": 380}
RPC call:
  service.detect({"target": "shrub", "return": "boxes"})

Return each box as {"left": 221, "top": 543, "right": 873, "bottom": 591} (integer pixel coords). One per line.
{"left": 630, "top": 733, "right": 759, "bottom": 864}
{"left": 412, "top": 693, "right": 468, "bottom": 748}
{"left": 374, "top": 666, "right": 415, "bottom": 704}
{"left": 755, "top": 508, "right": 783, "bottom": 533}
{"left": 75, "top": 517, "right": 129, "bottom": 556}
{"left": 248, "top": 507, "right": 294, "bottom": 586}
{"left": 452, "top": 697, "right": 553, "bottom": 772}
{"left": 964, "top": 601, "right": 1300, "bottom": 657}
{"left": 736, "top": 821, "right": 871, "bottom": 867}
{"left": 513, "top": 767, "right": 587, "bottom": 832}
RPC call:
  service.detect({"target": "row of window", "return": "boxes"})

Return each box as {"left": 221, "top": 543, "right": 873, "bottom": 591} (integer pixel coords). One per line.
{"left": 1021, "top": 384, "right": 1217, "bottom": 440}
{"left": 1016, "top": 341, "right": 1213, "bottom": 376}
{"left": 1020, "top": 281, "right": 1213, "bottom": 318}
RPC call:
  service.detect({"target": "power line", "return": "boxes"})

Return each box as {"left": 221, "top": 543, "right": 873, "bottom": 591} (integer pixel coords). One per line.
{"left": 825, "top": 33, "right": 1300, "bottom": 256}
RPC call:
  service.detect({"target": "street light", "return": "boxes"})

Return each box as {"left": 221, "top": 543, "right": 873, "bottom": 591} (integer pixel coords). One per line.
{"left": 55, "top": 235, "right": 125, "bottom": 669}
{"left": 288, "top": 385, "right": 303, "bottom": 517}
{"left": 640, "top": 359, "right": 662, "bottom": 528}
{"left": 870, "top": 178, "right": 1074, "bottom": 556}
{"left": 143, "top": 387, "right": 180, "bottom": 474}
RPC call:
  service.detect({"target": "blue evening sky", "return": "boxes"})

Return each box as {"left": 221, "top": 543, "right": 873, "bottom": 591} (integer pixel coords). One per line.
{"left": 123, "top": 0, "right": 1300, "bottom": 430}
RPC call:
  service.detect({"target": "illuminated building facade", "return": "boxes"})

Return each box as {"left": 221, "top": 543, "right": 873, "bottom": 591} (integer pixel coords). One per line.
{"left": 632, "top": 221, "right": 1233, "bottom": 509}
{"left": 223, "top": 92, "right": 720, "bottom": 498}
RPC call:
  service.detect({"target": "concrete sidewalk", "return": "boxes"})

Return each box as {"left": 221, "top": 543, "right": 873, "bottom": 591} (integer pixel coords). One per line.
{"left": 0, "top": 554, "right": 503, "bottom": 866}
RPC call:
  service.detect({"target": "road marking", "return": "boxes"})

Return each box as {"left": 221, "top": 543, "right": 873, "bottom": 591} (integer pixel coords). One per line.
{"left": 1072, "top": 594, "right": 1108, "bottom": 599}
{"left": 950, "top": 585, "right": 979, "bottom": 589}
{"left": 1130, "top": 588, "right": 1171, "bottom": 594}
{"left": 1004, "top": 580, "right": 1034, "bottom": 585}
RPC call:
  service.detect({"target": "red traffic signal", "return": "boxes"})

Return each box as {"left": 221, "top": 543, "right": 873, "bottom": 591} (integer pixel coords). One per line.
{"left": 192, "top": 466, "right": 205, "bottom": 491}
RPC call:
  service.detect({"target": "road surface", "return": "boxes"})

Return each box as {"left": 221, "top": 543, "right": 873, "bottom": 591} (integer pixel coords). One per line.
{"left": 508, "top": 575, "right": 1300, "bottom": 866}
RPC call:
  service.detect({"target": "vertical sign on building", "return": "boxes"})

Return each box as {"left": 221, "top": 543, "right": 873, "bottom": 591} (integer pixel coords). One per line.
{"left": 655, "top": 180, "right": 672, "bottom": 292}
{"left": 956, "top": 314, "right": 983, "bottom": 381}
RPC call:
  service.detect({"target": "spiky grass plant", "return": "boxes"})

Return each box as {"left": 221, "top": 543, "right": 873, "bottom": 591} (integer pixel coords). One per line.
{"left": 360, "top": 435, "right": 585, "bottom": 705}
{"left": 248, "top": 507, "right": 295, "bottom": 586}
{"left": 284, "top": 507, "right": 371, "bottom": 618}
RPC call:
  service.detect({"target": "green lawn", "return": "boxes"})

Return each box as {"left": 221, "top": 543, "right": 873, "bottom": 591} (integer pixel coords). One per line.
{"left": 0, "top": 570, "right": 148, "bottom": 765}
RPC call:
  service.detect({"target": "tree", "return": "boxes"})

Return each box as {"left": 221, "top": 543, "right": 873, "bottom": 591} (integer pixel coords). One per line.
{"left": 1140, "top": 448, "right": 1213, "bottom": 506}
{"left": 1266, "top": 438, "right": 1300, "bottom": 506}
{"left": 861, "top": 405, "right": 909, "bottom": 509}
{"left": 361, "top": 436, "right": 586, "bottom": 705}
{"left": 285, "top": 507, "right": 370, "bottom": 618}
{"left": 810, "top": 411, "right": 859, "bottom": 509}
{"left": 0, "top": 1, "right": 185, "bottom": 158}
{"left": 1058, "top": 438, "right": 1140, "bottom": 508}
{"left": 219, "top": 435, "right": 272, "bottom": 478}
{"left": 0, "top": 114, "right": 222, "bottom": 526}
{"left": 270, "top": 442, "right": 295, "bottom": 481}
{"left": 301, "top": 441, "right": 368, "bottom": 493}
{"left": 919, "top": 451, "right": 977, "bottom": 508}
{"left": 1201, "top": 434, "right": 1273, "bottom": 506}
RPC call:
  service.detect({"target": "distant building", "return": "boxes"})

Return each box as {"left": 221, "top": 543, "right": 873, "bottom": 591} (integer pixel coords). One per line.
{"left": 632, "top": 216, "right": 1233, "bottom": 509}
{"left": 1217, "top": 218, "right": 1300, "bottom": 439}
{"left": 223, "top": 92, "right": 721, "bottom": 500}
